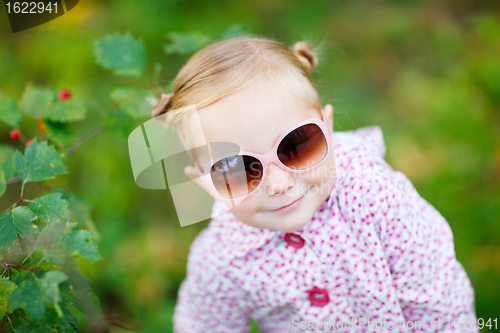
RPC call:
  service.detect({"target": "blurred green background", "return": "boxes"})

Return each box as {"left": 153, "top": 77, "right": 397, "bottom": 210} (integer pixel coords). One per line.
{"left": 1, "top": 0, "right": 499, "bottom": 332}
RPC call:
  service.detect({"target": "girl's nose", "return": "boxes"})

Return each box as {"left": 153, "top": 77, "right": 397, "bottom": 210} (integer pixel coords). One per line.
{"left": 265, "top": 162, "right": 296, "bottom": 196}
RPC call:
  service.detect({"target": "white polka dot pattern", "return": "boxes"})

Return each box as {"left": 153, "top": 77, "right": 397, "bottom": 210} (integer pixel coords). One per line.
{"left": 173, "top": 126, "right": 477, "bottom": 333}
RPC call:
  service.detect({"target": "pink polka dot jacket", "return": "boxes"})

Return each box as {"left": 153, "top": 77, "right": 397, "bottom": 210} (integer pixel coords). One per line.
{"left": 173, "top": 126, "right": 477, "bottom": 333}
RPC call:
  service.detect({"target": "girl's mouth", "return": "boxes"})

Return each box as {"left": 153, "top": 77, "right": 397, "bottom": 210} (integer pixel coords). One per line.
{"left": 273, "top": 194, "right": 305, "bottom": 214}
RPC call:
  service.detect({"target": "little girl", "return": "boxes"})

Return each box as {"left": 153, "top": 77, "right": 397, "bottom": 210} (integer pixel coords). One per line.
{"left": 151, "top": 37, "right": 477, "bottom": 332}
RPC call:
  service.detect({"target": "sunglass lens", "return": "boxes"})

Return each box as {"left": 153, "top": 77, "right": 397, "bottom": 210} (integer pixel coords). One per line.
{"left": 277, "top": 123, "right": 327, "bottom": 169}
{"left": 210, "top": 155, "right": 263, "bottom": 199}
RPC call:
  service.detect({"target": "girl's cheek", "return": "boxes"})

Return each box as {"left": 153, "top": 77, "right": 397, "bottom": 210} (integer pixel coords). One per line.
{"left": 231, "top": 197, "right": 259, "bottom": 216}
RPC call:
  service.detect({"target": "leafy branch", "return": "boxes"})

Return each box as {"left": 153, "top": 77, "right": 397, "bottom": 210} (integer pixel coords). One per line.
{"left": 0, "top": 28, "right": 246, "bottom": 333}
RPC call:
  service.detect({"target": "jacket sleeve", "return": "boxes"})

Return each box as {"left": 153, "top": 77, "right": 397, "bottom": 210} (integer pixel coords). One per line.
{"left": 173, "top": 228, "right": 254, "bottom": 333}
{"left": 360, "top": 163, "right": 478, "bottom": 332}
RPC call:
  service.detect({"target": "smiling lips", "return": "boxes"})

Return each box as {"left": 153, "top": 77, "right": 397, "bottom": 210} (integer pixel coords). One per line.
{"left": 273, "top": 195, "right": 305, "bottom": 214}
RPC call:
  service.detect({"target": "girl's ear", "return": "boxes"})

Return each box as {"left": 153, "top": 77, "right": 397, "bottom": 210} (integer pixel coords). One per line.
{"left": 184, "top": 165, "right": 199, "bottom": 181}
{"left": 323, "top": 104, "right": 334, "bottom": 130}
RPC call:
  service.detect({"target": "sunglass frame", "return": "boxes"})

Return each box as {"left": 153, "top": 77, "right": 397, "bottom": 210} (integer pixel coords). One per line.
{"left": 195, "top": 111, "right": 333, "bottom": 201}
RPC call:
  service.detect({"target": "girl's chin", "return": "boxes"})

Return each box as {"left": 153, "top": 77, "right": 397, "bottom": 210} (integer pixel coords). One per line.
{"left": 271, "top": 213, "right": 312, "bottom": 233}
{"left": 237, "top": 211, "right": 310, "bottom": 232}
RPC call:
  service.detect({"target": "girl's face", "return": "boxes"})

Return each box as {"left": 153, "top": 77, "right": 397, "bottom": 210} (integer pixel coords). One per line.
{"left": 185, "top": 82, "right": 337, "bottom": 232}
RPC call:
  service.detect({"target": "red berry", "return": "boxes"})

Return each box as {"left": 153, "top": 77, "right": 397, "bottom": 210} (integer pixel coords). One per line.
{"left": 58, "top": 89, "right": 71, "bottom": 100}
{"left": 10, "top": 129, "right": 20, "bottom": 140}
{"left": 26, "top": 137, "right": 34, "bottom": 146}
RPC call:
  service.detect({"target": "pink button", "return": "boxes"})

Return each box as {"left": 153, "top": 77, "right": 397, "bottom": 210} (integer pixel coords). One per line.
{"left": 307, "top": 287, "right": 330, "bottom": 307}
{"left": 284, "top": 233, "right": 305, "bottom": 249}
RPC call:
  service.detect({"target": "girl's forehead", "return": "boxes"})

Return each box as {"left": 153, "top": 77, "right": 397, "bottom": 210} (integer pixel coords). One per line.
{"left": 192, "top": 85, "right": 318, "bottom": 155}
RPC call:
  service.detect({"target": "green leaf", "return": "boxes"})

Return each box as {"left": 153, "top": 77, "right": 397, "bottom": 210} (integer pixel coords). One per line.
{"left": 10, "top": 269, "right": 31, "bottom": 286}
{"left": 0, "top": 95, "right": 22, "bottom": 128}
{"left": 11, "top": 306, "right": 79, "bottom": 333}
{"left": 0, "top": 169, "right": 6, "bottom": 199}
{"left": 104, "top": 107, "right": 137, "bottom": 137}
{"left": 0, "top": 145, "right": 17, "bottom": 179}
{"left": 163, "top": 32, "right": 211, "bottom": 55}
{"left": 1, "top": 308, "right": 47, "bottom": 333}
{"left": 54, "top": 307, "right": 78, "bottom": 333}
{"left": 33, "top": 220, "right": 68, "bottom": 265}
{"left": 221, "top": 25, "right": 251, "bottom": 39}
{"left": 14, "top": 139, "right": 67, "bottom": 185}
{"left": 58, "top": 282, "right": 74, "bottom": 308}
{"left": 94, "top": 32, "right": 146, "bottom": 78}
{"left": 19, "top": 86, "right": 55, "bottom": 119}
{"left": 48, "top": 100, "right": 87, "bottom": 123}
{"left": 53, "top": 188, "right": 100, "bottom": 241}
{"left": 63, "top": 223, "right": 101, "bottom": 263}
{"left": 2, "top": 308, "right": 59, "bottom": 333}
{"left": 8, "top": 270, "right": 68, "bottom": 321}
{"left": 110, "top": 87, "right": 157, "bottom": 119}
{"left": 15, "top": 325, "right": 53, "bottom": 333}
{"left": 34, "top": 220, "right": 101, "bottom": 265}
{"left": 39, "top": 271, "right": 68, "bottom": 305}
{"left": 0, "top": 279, "right": 17, "bottom": 318}
{"left": 43, "top": 120, "right": 77, "bottom": 147}
{"left": 0, "top": 206, "right": 39, "bottom": 255}
{"left": 29, "top": 192, "right": 71, "bottom": 225}
{"left": 28, "top": 251, "right": 62, "bottom": 275}
{"left": 8, "top": 279, "right": 45, "bottom": 320}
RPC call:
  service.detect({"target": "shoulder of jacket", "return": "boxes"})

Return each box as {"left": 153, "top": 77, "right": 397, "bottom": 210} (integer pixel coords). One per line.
{"left": 333, "top": 126, "right": 389, "bottom": 182}
{"left": 333, "top": 125, "right": 386, "bottom": 160}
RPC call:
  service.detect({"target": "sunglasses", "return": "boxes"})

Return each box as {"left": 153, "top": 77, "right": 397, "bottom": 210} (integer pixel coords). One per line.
{"left": 195, "top": 109, "right": 332, "bottom": 201}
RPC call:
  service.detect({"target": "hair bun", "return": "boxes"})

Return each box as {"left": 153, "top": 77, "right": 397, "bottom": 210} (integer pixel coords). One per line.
{"left": 292, "top": 41, "right": 317, "bottom": 74}
{"left": 151, "top": 93, "right": 174, "bottom": 118}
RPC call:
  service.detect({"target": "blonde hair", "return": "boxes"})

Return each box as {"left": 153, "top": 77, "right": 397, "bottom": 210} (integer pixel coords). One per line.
{"left": 151, "top": 36, "right": 322, "bottom": 156}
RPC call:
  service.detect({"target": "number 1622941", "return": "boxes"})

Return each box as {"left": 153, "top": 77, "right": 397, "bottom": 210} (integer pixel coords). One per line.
{"left": 6, "top": 2, "right": 58, "bottom": 14}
